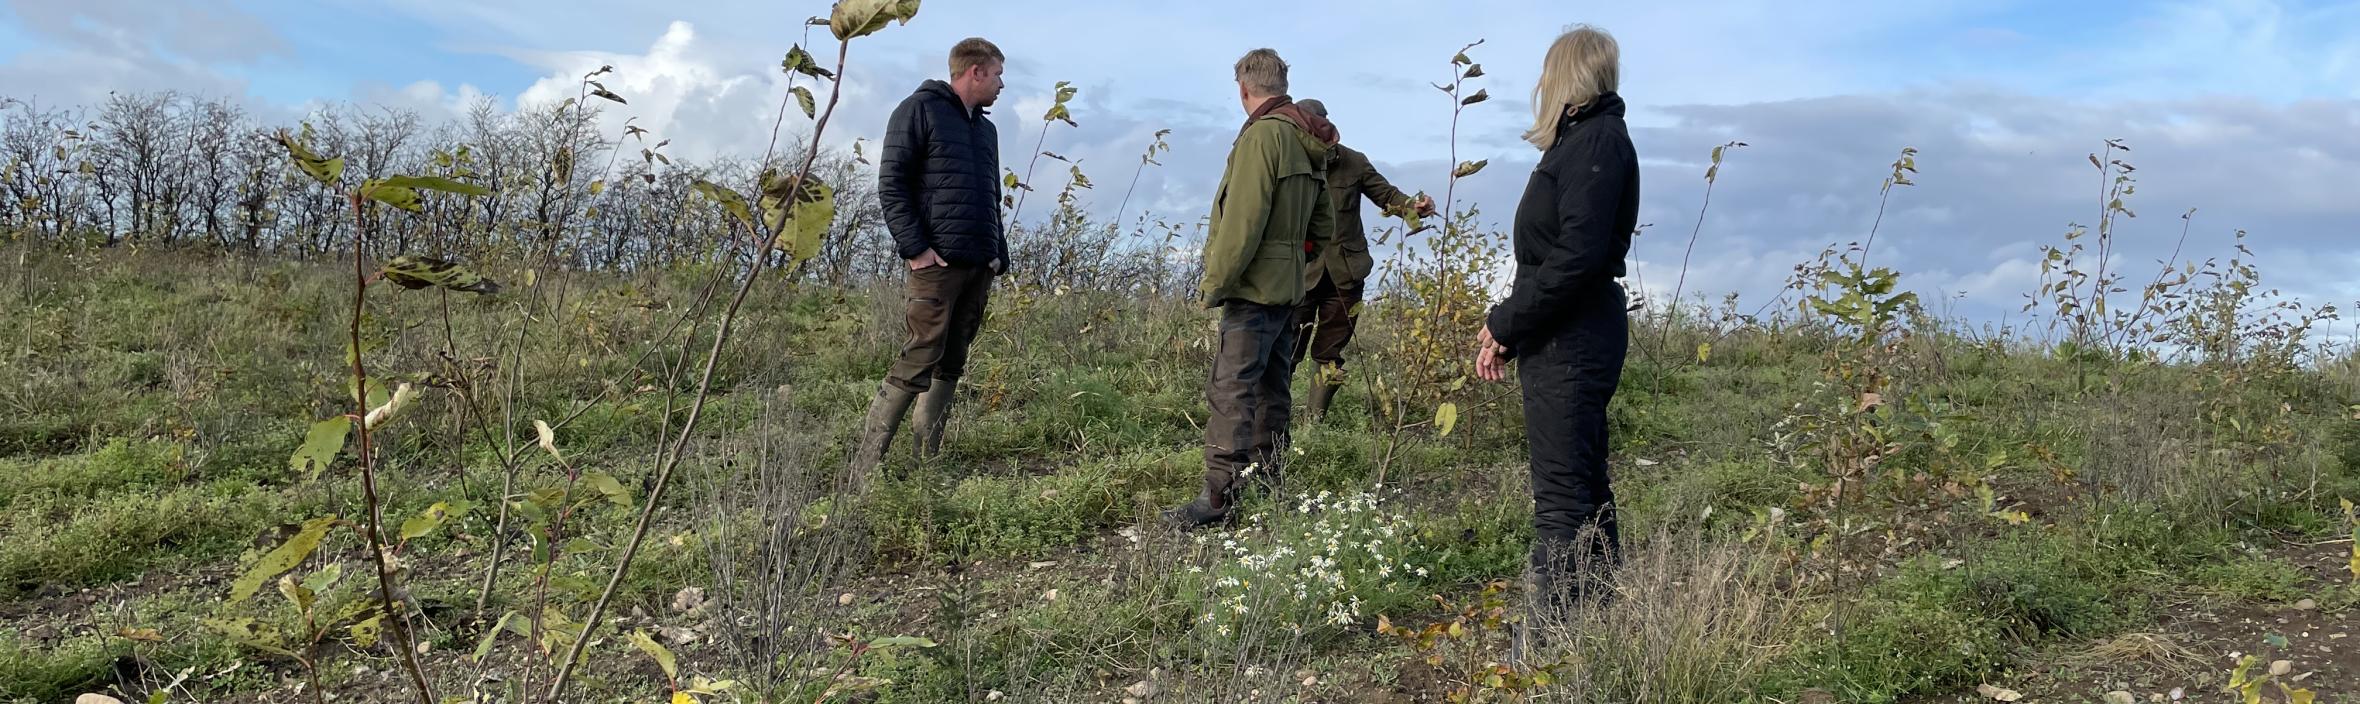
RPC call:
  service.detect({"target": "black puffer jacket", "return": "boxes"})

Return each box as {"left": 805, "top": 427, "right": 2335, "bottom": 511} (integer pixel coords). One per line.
{"left": 1485, "top": 92, "right": 1640, "bottom": 355}
{"left": 879, "top": 80, "right": 1005, "bottom": 267}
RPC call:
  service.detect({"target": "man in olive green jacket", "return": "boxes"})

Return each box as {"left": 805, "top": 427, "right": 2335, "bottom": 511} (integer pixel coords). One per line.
{"left": 1166, "top": 47, "right": 1338, "bottom": 529}
{"left": 1287, "top": 99, "right": 1434, "bottom": 421}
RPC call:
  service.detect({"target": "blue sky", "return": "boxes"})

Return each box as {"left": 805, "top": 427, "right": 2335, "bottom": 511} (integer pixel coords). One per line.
{"left": 5, "top": 0, "right": 2358, "bottom": 331}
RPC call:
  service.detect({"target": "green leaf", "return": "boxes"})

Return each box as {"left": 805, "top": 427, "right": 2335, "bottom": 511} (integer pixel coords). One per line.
{"left": 205, "top": 617, "right": 297, "bottom": 658}
{"left": 472, "top": 612, "right": 515, "bottom": 662}
{"left": 378, "top": 175, "right": 492, "bottom": 197}
{"left": 781, "top": 44, "right": 836, "bottom": 80}
{"left": 290, "top": 417, "right": 351, "bottom": 480}
{"left": 274, "top": 129, "right": 344, "bottom": 186}
{"left": 692, "top": 179, "right": 754, "bottom": 227}
{"left": 583, "top": 471, "right": 631, "bottom": 507}
{"left": 629, "top": 629, "right": 680, "bottom": 680}
{"left": 232, "top": 516, "right": 339, "bottom": 603}
{"left": 1434, "top": 402, "right": 1459, "bottom": 438}
{"left": 793, "top": 86, "right": 816, "bottom": 120}
{"left": 400, "top": 501, "right": 457, "bottom": 542}
{"left": 360, "top": 181, "right": 423, "bottom": 212}
{"left": 1452, "top": 160, "right": 1487, "bottom": 179}
{"left": 868, "top": 635, "right": 938, "bottom": 649}
{"left": 300, "top": 563, "right": 343, "bottom": 596}
{"left": 562, "top": 537, "right": 603, "bottom": 554}
{"left": 381, "top": 255, "right": 503, "bottom": 294}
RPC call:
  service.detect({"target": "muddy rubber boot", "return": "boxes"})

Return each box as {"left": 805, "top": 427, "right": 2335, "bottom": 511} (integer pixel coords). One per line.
{"left": 1306, "top": 378, "right": 1340, "bottom": 422}
{"left": 845, "top": 383, "right": 918, "bottom": 493}
{"left": 1162, "top": 482, "right": 1234, "bottom": 531}
{"left": 910, "top": 376, "right": 959, "bottom": 462}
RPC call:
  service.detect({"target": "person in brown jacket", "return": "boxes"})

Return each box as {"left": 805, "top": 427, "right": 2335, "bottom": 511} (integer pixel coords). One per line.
{"left": 1286, "top": 99, "right": 1434, "bottom": 422}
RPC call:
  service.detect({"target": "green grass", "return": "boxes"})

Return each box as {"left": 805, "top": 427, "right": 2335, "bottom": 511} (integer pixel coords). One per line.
{"left": 1, "top": 248, "right": 2351, "bottom": 703}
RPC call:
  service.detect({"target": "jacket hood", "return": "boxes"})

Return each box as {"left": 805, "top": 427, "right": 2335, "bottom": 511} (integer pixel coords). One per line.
{"left": 1245, "top": 95, "right": 1338, "bottom": 166}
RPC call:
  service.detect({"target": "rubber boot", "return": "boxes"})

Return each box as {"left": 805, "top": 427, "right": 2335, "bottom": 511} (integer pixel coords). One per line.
{"left": 1162, "top": 482, "right": 1234, "bottom": 531}
{"left": 911, "top": 376, "right": 959, "bottom": 462}
{"left": 1307, "top": 378, "right": 1340, "bottom": 422}
{"left": 846, "top": 383, "right": 918, "bottom": 493}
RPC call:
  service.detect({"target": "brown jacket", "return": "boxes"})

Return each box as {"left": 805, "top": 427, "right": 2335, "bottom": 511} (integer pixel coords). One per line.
{"left": 1309, "top": 144, "right": 1411, "bottom": 290}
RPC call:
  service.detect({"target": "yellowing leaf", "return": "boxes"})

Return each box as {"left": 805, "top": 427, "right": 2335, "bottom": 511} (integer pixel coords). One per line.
{"left": 534, "top": 419, "right": 562, "bottom": 461}
{"left": 793, "top": 86, "right": 816, "bottom": 120}
{"left": 691, "top": 179, "right": 753, "bottom": 226}
{"left": 1434, "top": 402, "right": 1459, "bottom": 438}
{"left": 628, "top": 629, "right": 679, "bottom": 680}
{"left": 361, "top": 382, "right": 418, "bottom": 430}
{"left": 275, "top": 130, "right": 344, "bottom": 186}
{"left": 760, "top": 171, "right": 835, "bottom": 263}
{"left": 381, "top": 255, "right": 503, "bottom": 294}
{"left": 672, "top": 694, "right": 696, "bottom": 704}
{"left": 349, "top": 613, "right": 384, "bottom": 648}
{"left": 1451, "top": 160, "right": 1487, "bottom": 178}
{"left": 1696, "top": 342, "right": 1712, "bottom": 363}
{"left": 232, "top": 516, "right": 339, "bottom": 603}
{"left": 116, "top": 627, "right": 164, "bottom": 642}
{"left": 1975, "top": 684, "right": 2023, "bottom": 701}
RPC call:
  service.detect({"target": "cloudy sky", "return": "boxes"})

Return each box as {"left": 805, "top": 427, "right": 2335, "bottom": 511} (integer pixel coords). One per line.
{"left": 5, "top": 0, "right": 2357, "bottom": 330}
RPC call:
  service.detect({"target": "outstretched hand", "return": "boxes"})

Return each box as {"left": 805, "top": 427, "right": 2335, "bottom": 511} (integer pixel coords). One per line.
{"left": 1413, "top": 194, "right": 1438, "bottom": 218}
{"left": 1474, "top": 325, "right": 1511, "bottom": 382}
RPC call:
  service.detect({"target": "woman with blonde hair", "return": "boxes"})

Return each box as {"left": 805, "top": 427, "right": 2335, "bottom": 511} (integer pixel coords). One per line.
{"left": 1474, "top": 24, "right": 1640, "bottom": 620}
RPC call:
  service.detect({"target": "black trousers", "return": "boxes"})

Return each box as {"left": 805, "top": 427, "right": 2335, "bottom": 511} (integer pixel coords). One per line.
{"left": 1518, "top": 290, "right": 1629, "bottom": 565}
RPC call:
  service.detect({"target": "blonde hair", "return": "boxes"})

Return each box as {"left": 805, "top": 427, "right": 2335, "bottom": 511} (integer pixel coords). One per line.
{"left": 1234, "top": 48, "right": 1289, "bottom": 97}
{"left": 1523, "top": 25, "right": 1620, "bottom": 151}
{"left": 949, "top": 37, "right": 1003, "bottom": 78}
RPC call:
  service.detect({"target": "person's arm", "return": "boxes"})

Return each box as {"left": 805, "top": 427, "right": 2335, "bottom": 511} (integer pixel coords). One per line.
{"left": 1200, "top": 123, "right": 1283, "bottom": 305}
{"left": 1484, "top": 133, "right": 1634, "bottom": 352}
{"left": 877, "top": 97, "right": 932, "bottom": 261}
{"left": 1357, "top": 154, "right": 1412, "bottom": 211}
{"left": 1305, "top": 166, "right": 1336, "bottom": 258}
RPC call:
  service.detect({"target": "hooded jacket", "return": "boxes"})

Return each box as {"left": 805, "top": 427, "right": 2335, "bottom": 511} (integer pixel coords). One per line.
{"left": 1200, "top": 98, "right": 1338, "bottom": 308}
{"left": 879, "top": 79, "right": 1006, "bottom": 268}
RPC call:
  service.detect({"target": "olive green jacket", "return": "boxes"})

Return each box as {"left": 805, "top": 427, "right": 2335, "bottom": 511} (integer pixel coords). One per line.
{"left": 1308, "top": 144, "right": 1410, "bottom": 290}
{"left": 1200, "top": 113, "right": 1337, "bottom": 308}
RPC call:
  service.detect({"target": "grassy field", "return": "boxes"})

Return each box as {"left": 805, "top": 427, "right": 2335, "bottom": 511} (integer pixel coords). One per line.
{"left": 1, "top": 246, "right": 2356, "bottom": 704}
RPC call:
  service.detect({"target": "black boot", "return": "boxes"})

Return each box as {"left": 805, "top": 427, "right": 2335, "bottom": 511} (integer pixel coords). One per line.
{"left": 1162, "top": 486, "right": 1233, "bottom": 530}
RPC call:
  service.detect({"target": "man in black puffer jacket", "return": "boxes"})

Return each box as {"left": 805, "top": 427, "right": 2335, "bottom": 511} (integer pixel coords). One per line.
{"left": 849, "top": 37, "right": 1008, "bottom": 488}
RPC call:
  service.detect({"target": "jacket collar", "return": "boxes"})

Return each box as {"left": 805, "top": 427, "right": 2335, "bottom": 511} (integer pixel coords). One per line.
{"left": 919, "top": 79, "right": 988, "bottom": 119}
{"left": 1559, "top": 91, "right": 1626, "bottom": 129}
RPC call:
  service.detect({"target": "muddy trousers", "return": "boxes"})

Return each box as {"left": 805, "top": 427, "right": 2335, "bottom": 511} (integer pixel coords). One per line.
{"left": 1203, "top": 301, "right": 1302, "bottom": 501}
